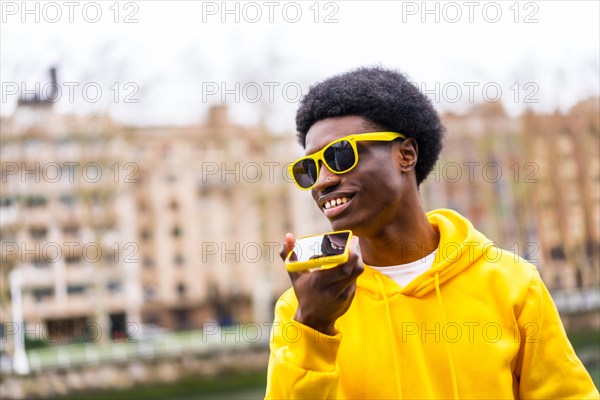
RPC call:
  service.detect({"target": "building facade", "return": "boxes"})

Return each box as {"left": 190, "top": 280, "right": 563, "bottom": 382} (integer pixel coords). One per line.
{"left": 0, "top": 104, "right": 140, "bottom": 346}
{"left": 422, "top": 99, "right": 600, "bottom": 291}
{"left": 0, "top": 103, "right": 328, "bottom": 352}
{"left": 1, "top": 97, "right": 598, "bottom": 355}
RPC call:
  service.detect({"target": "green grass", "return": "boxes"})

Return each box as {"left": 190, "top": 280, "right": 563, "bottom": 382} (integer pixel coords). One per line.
{"left": 588, "top": 368, "right": 600, "bottom": 389}
{"left": 567, "top": 329, "right": 600, "bottom": 351}
{"left": 56, "top": 370, "right": 267, "bottom": 400}
{"left": 568, "top": 329, "right": 600, "bottom": 388}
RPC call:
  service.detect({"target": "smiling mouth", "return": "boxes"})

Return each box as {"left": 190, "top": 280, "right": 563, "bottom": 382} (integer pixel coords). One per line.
{"left": 323, "top": 196, "right": 351, "bottom": 210}
{"left": 321, "top": 195, "right": 354, "bottom": 218}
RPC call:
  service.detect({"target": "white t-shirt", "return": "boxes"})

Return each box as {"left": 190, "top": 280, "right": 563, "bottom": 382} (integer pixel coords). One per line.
{"left": 368, "top": 249, "right": 438, "bottom": 288}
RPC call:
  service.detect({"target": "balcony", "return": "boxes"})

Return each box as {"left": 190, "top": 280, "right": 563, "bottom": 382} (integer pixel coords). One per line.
{"left": 106, "top": 293, "right": 128, "bottom": 312}
{"left": 89, "top": 208, "right": 117, "bottom": 228}
{"left": 22, "top": 293, "right": 55, "bottom": 320}
{"left": 22, "top": 207, "right": 50, "bottom": 227}
{"left": 64, "top": 264, "right": 95, "bottom": 285}
{"left": 46, "top": 298, "right": 96, "bottom": 319}
{"left": 20, "top": 265, "right": 54, "bottom": 288}
{"left": 55, "top": 207, "right": 87, "bottom": 226}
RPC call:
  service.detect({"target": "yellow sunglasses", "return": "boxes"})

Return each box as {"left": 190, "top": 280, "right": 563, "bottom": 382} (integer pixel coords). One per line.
{"left": 288, "top": 131, "right": 406, "bottom": 190}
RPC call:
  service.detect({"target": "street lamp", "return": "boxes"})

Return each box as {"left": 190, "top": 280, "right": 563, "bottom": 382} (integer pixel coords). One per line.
{"left": 9, "top": 270, "right": 29, "bottom": 375}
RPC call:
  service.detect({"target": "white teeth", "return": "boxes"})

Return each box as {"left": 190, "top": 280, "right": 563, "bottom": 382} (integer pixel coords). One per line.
{"left": 324, "top": 197, "right": 350, "bottom": 209}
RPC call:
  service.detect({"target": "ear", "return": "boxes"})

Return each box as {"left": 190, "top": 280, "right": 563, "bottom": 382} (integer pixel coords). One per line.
{"left": 394, "top": 138, "right": 418, "bottom": 173}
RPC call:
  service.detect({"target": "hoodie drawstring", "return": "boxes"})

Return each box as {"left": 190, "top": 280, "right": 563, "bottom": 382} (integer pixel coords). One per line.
{"left": 435, "top": 272, "right": 459, "bottom": 399}
{"left": 375, "top": 274, "right": 403, "bottom": 400}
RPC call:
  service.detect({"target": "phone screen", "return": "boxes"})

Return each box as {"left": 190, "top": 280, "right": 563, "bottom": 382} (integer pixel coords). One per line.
{"left": 288, "top": 232, "right": 351, "bottom": 263}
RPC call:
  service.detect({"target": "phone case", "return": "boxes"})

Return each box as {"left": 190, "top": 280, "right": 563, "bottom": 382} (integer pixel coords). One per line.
{"left": 285, "top": 230, "right": 353, "bottom": 273}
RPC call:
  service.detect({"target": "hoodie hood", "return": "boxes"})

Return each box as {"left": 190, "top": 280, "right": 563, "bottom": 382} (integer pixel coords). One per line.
{"left": 356, "top": 208, "right": 494, "bottom": 399}
{"left": 358, "top": 208, "right": 494, "bottom": 298}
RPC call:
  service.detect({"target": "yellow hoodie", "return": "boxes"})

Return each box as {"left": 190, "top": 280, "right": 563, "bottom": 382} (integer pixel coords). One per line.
{"left": 265, "top": 209, "right": 599, "bottom": 399}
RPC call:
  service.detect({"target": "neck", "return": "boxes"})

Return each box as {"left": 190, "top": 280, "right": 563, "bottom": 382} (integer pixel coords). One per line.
{"left": 359, "top": 197, "right": 440, "bottom": 266}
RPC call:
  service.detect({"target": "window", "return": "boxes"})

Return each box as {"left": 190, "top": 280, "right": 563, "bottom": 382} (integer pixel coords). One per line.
{"left": 172, "top": 308, "right": 189, "bottom": 330}
{"left": 30, "top": 227, "right": 48, "bottom": 240}
{"left": 144, "top": 286, "right": 157, "bottom": 301}
{"left": 59, "top": 194, "right": 76, "bottom": 207}
{"left": 176, "top": 283, "right": 186, "bottom": 298}
{"left": 62, "top": 225, "right": 80, "bottom": 237}
{"left": 90, "top": 192, "right": 101, "bottom": 207}
{"left": 65, "top": 252, "right": 82, "bottom": 265}
{"left": 32, "top": 261, "right": 49, "bottom": 269}
{"left": 32, "top": 288, "right": 54, "bottom": 302}
{"left": 174, "top": 254, "right": 184, "bottom": 266}
{"left": 550, "top": 246, "right": 566, "bottom": 261}
{"left": 0, "top": 197, "right": 14, "bottom": 208}
{"left": 172, "top": 226, "right": 182, "bottom": 237}
{"left": 140, "top": 229, "right": 151, "bottom": 240}
{"left": 143, "top": 257, "right": 154, "bottom": 268}
{"left": 107, "top": 281, "right": 121, "bottom": 293}
{"left": 198, "top": 181, "right": 209, "bottom": 197}
{"left": 25, "top": 195, "right": 46, "bottom": 208}
{"left": 585, "top": 240, "right": 599, "bottom": 259}
{"left": 143, "top": 313, "right": 158, "bottom": 326}
{"left": 67, "top": 285, "right": 86, "bottom": 295}
{"left": 104, "top": 252, "right": 116, "bottom": 265}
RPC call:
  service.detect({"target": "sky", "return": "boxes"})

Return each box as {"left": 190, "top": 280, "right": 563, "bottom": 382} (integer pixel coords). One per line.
{"left": 1, "top": 0, "right": 599, "bottom": 133}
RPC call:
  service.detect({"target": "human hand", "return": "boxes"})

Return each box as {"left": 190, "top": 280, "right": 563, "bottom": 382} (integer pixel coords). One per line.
{"left": 280, "top": 233, "right": 364, "bottom": 335}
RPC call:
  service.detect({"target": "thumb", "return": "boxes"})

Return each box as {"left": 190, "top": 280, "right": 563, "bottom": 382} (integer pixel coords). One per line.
{"left": 280, "top": 233, "right": 305, "bottom": 283}
{"left": 279, "top": 233, "right": 296, "bottom": 262}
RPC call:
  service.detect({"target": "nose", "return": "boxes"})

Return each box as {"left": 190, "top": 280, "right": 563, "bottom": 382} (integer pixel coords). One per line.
{"left": 312, "top": 162, "right": 341, "bottom": 194}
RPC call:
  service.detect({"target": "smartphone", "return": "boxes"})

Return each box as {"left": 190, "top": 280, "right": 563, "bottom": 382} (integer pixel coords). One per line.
{"left": 285, "top": 230, "right": 353, "bottom": 273}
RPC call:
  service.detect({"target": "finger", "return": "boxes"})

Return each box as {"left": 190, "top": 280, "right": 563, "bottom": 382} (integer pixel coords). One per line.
{"left": 336, "top": 279, "right": 357, "bottom": 302}
{"left": 280, "top": 233, "right": 307, "bottom": 283}
{"left": 346, "top": 236, "right": 363, "bottom": 276}
{"left": 316, "top": 262, "right": 354, "bottom": 283}
{"left": 279, "top": 233, "right": 296, "bottom": 261}
{"left": 330, "top": 260, "right": 362, "bottom": 293}
{"left": 314, "top": 242, "right": 363, "bottom": 285}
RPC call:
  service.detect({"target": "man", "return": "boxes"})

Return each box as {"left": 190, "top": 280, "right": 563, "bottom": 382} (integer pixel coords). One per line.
{"left": 265, "top": 67, "right": 598, "bottom": 399}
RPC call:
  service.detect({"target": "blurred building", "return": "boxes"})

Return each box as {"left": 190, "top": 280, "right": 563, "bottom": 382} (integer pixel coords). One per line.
{"left": 126, "top": 105, "right": 327, "bottom": 330}
{"left": 0, "top": 102, "right": 140, "bottom": 346}
{"left": 0, "top": 93, "right": 327, "bottom": 351}
{"left": 521, "top": 99, "right": 600, "bottom": 290}
{"left": 1, "top": 72, "right": 598, "bottom": 353}
{"left": 422, "top": 99, "right": 600, "bottom": 292}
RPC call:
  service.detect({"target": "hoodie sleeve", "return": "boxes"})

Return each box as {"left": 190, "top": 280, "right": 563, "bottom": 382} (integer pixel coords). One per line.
{"left": 265, "top": 294, "right": 342, "bottom": 400}
{"left": 515, "top": 269, "right": 599, "bottom": 399}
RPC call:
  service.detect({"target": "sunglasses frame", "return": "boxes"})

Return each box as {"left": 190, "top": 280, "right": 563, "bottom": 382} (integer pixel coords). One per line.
{"left": 289, "top": 131, "right": 407, "bottom": 190}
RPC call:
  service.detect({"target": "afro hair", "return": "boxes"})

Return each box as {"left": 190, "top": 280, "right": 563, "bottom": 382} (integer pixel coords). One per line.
{"left": 295, "top": 66, "right": 445, "bottom": 186}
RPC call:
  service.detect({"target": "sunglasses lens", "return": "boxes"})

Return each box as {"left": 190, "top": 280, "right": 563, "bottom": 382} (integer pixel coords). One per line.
{"left": 324, "top": 140, "right": 355, "bottom": 172}
{"left": 292, "top": 159, "right": 318, "bottom": 189}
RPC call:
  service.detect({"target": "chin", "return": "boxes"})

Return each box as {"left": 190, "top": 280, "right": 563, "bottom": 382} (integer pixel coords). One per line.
{"left": 331, "top": 213, "right": 383, "bottom": 237}
{"left": 329, "top": 217, "right": 360, "bottom": 234}
{"left": 328, "top": 218, "right": 345, "bottom": 231}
